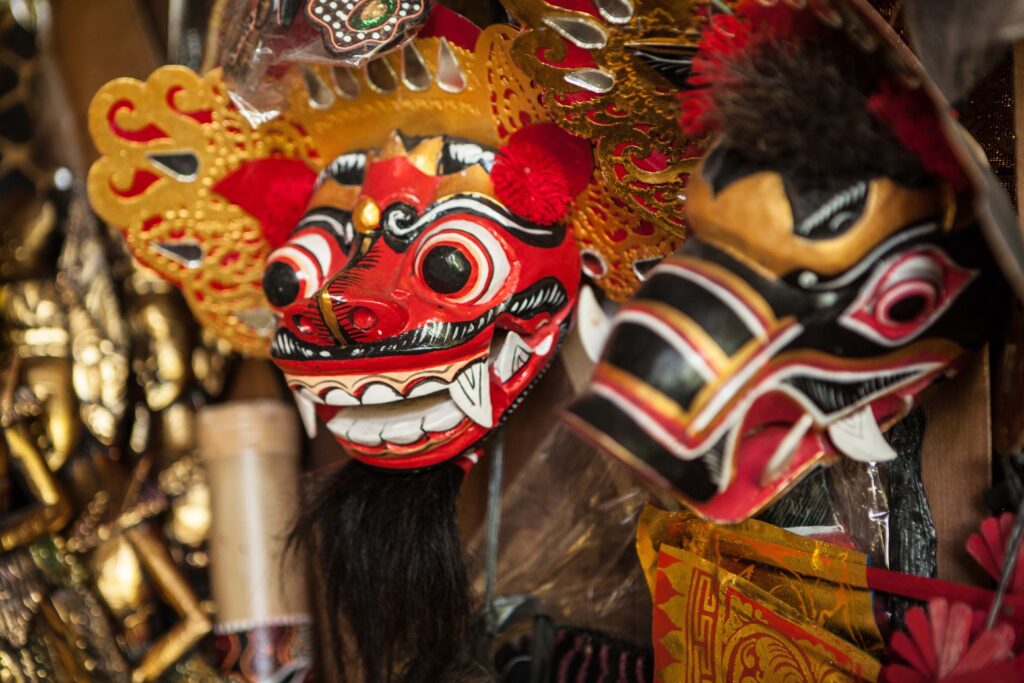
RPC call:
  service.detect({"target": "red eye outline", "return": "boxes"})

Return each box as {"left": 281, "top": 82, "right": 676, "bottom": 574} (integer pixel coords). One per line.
{"left": 413, "top": 220, "right": 511, "bottom": 305}
{"left": 265, "top": 229, "right": 340, "bottom": 306}
{"left": 839, "top": 245, "right": 976, "bottom": 346}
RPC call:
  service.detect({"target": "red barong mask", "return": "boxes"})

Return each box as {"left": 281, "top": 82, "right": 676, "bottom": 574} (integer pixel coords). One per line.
{"left": 85, "top": 11, "right": 634, "bottom": 468}
{"left": 265, "top": 130, "right": 581, "bottom": 467}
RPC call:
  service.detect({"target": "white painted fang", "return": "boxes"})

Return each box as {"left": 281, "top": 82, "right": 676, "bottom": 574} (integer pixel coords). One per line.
{"left": 293, "top": 391, "right": 318, "bottom": 439}
{"left": 761, "top": 414, "right": 814, "bottom": 486}
{"left": 449, "top": 362, "right": 493, "bottom": 427}
{"left": 494, "top": 332, "right": 533, "bottom": 383}
{"left": 361, "top": 383, "right": 403, "bottom": 405}
{"left": 827, "top": 407, "right": 897, "bottom": 462}
{"left": 325, "top": 388, "right": 359, "bottom": 406}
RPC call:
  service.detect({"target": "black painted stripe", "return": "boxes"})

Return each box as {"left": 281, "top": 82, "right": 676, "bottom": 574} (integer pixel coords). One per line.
{"left": 567, "top": 393, "right": 717, "bottom": 503}
{"left": 637, "top": 272, "right": 754, "bottom": 355}
{"left": 603, "top": 323, "right": 706, "bottom": 411}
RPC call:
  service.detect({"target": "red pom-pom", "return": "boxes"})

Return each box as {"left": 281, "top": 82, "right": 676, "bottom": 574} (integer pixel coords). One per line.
{"left": 678, "top": 13, "right": 751, "bottom": 136}
{"left": 868, "top": 80, "right": 969, "bottom": 192}
{"left": 491, "top": 141, "right": 573, "bottom": 226}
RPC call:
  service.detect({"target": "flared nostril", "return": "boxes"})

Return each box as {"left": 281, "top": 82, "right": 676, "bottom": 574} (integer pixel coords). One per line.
{"left": 330, "top": 297, "right": 408, "bottom": 341}
{"left": 263, "top": 261, "right": 301, "bottom": 308}
{"left": 350, "top": 306, "right": 379, "bottom": 331}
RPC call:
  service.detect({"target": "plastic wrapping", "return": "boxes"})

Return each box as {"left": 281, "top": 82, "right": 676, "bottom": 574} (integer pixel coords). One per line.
{"left": 469, "top": 425, "right": 665, "bottom": 646}
{"left": 758, "top": 409, "right": 936, "bottom": 588}
{"left": 212, "top": 0, "right": 433, "bottom": 123}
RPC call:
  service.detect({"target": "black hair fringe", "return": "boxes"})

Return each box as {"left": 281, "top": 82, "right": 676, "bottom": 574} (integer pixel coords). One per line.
{"left": 290, "top": 460, "right": 478, "bottom": 682}
{"left": 712, "top": 38, "right": 929, "bottom": 185}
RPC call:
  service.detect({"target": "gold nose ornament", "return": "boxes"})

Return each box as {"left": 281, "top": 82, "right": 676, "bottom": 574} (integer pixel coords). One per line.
{"left": 353, "top": 198, "right": 382, "bottom": 234}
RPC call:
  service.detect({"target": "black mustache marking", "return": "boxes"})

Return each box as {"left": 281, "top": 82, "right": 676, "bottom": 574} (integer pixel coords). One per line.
{"left": 271, "top": 278, "right": 569, "bottom": 361}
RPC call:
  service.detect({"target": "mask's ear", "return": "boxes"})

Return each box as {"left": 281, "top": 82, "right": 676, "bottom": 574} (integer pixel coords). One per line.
{"left": 905, "top": 0, "right": 1024, "bottom": 103}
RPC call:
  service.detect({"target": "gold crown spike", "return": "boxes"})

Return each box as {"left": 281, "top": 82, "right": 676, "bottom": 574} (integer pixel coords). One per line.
{"left": 88, "top": 22, "right": 662, "bottom": 357}
{"left": 284, "top": 26, "right": 547, "bottom": 156}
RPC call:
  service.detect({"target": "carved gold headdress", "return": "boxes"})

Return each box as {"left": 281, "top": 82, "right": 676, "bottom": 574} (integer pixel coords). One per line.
{"left": 88, "top": 16, "right": 652, "bottom": 355}
{"left": 503, "top": 0, "right": 722, "bottom": 286}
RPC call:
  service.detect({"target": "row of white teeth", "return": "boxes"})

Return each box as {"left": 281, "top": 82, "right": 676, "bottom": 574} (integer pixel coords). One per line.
{"left": 292, "top": 331, "right": 553, "bottom": 441}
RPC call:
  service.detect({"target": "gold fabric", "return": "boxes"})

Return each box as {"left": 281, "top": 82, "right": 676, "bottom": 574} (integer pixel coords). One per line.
{"left": 637, "top": 505, "right": 885, "bottom": 664}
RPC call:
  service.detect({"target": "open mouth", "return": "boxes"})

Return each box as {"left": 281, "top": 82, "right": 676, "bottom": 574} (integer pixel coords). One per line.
{"left": 289, "top": 326, "right": 558, "bottom": 457}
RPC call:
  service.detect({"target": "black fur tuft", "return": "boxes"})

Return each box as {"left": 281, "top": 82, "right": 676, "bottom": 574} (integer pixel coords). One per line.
{"left": 290, "top": 460, "right": 476, "bottom": 682}
{"left": 711, "top": 39, "right": 929, "bottom": 185}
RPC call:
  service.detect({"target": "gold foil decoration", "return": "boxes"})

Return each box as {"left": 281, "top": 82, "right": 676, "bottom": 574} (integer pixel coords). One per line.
{"left": 67, "top": 457, "right": 213, "bottom": 683}
{"left": 503, "top": 0, "right": 716, "bottom": 296}
{"left": 0, "top": 363, "right": 131, "bottom": 680}
{"left": 0, "top": 289, "right": 78, "bottom": 471}
{"left": 88, "top": 64, "right": 315, "bottom": 356}
{"left": 57, "top": 196, "right": 130, "bottom": 446}
{"left": 651, "top": 544, "right": 880, "bottom": 682}
{"left": 637, "top": 504, "right": 884, "bottom": 681}
{"left": 88, "top": 22, "right": 651, "bottom": 355}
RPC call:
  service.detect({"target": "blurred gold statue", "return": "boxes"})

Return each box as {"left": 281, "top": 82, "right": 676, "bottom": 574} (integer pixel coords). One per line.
{"left": 0, "top": 4, "right": 227, "bottom": 680}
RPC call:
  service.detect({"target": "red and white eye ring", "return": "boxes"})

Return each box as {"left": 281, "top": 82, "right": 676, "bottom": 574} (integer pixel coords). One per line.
{"left": 839, "top": 246, "right": 976, "bottom": 346}
{"left": 875, "top": 279, "right": 938, "bottom": 327}
{"left": 267, "top": 232, "right": 334, "bottom": 300}
{"left": 415, "top": 220, "right": 510, "bottom": 305}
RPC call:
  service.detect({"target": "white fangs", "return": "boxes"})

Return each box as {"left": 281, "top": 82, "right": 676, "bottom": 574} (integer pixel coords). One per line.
{"left": 575, "top": 285, "right": 611, "bottom": 362}
{"left": 422, "top": 401, "right": 464, "bottom": 432}
{"left": 292, "top": 391, "right": 318, "bottom": 439}
{"left": 302, "top": 330, "right": 542, "bottom": 444}
{"left": 493, "top": 332, "right": 532, "bottom": 383}
{"left": 449, "top": 361, "right": 493, "bottom": 428}
{"left": 827, "top": 407, "right": 897, "bottom": 462}
{"left": 408, "top": 379, "right": 449, "bottom": 398}
{"left": 361, "top": 383, "right": 404, "bottom": 404}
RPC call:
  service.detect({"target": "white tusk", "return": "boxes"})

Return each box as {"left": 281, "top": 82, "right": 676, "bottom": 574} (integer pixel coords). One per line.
{"left": 827, "top": 406, "right": 898, "bottom": 463}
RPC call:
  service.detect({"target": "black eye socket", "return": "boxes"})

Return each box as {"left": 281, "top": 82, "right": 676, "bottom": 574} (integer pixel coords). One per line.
{"left": 886, "top": 294, "right": 930, "bottom": 323}
{"left": 263, "top": 261, "right": 300, "bottom": 307}
{"left": 422, "top": 246, "right": 472, "bottom": 294}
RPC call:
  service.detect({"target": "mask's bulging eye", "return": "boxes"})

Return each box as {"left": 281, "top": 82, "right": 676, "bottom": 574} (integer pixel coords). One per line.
{"left": 840, "top": 246, "right": 975, "bottom": 346}
{"left": 414, "top": 220, "right": 510, "bottom": 305}
{"left": 422, "top": 246, "right": 472, "bottom": 294}
{"left": 263, "top": 261, "right": 301, "bottom": 307}
{"left": 874, "top": 261, "right": 940, "bottom": 327}
{"left": 264, "top": 232, "right": 336, "bottom": 309}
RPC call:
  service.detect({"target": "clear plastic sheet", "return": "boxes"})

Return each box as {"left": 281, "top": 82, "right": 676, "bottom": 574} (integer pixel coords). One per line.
{"left": 760, "top": 409, "right": 935, "bottom": 632}
{"left": 468, "top": 425, "right": 667, "bottom": 646}
{"left": 212, "top": 0, "right": 432, "bottom": 124}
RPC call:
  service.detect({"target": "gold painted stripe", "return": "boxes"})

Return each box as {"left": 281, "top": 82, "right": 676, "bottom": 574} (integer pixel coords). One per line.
{"left": 594, "top": 363, "right": 694, "bottom": 429}
{"left": 629, "top": 299, "right": 730, "bottom": 374}
{"left": 665, "top": 255, "right": 778, "bottom": 328}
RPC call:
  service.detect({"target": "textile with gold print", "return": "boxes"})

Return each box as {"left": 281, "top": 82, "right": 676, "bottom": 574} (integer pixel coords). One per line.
{"left": 638, "top": 505, "right": 884, "bottom": 682}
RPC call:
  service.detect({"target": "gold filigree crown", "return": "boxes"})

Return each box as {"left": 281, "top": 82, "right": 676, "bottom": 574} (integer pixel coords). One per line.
{"left": 88, "top": 21, "right": 659, "bottom": 355}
